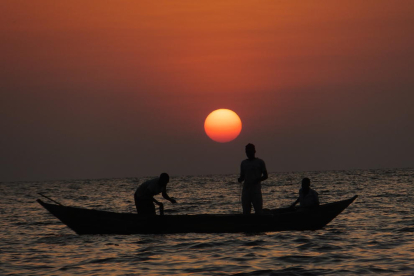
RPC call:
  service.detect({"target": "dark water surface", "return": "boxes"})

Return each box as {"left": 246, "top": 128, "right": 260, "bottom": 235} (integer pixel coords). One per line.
{"left": 1, "top": 168, "right": 413, "bottom": 275}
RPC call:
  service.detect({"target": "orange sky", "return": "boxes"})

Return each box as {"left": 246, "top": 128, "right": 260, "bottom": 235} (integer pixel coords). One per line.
{"left": 1, "top": 1, "right": 413, "bottom": 181}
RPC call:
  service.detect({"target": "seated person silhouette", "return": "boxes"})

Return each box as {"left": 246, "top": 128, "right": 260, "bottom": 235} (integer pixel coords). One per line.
{"left": 290, "top": 177, "right": 319, "bottom": 209}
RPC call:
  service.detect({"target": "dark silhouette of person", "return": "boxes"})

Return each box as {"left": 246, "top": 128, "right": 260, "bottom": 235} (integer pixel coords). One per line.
{"left": 238, "top": 143, "right": 268, "bottom": 215}
{"left": 134, "top": 173, "right": 176, "bottom": 215}
{"left": 290, "top": 177, "right": 319, "bottom": 208}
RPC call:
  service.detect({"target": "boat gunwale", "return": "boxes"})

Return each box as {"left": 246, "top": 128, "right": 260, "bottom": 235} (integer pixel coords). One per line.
{"left": 36, "top": 195, "right": 358, "bottom": 234}
{"left": 37, "top": 195, "right": 358, "bottom": 218}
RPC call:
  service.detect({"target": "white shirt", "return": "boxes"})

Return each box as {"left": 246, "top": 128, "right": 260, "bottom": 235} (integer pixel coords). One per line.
{"left": 240, "top": 158, "right": 267, "bottom": 192}
{"left": 299, "top": 188, "right": 319, "bottom": 207}
{"left": 135, "top": 178, "right": 164, "bottom": 199}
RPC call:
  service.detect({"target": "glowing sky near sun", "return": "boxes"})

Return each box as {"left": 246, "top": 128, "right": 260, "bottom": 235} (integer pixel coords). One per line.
{"left": 0, "top": 0, "right": 413, "bottom": 181}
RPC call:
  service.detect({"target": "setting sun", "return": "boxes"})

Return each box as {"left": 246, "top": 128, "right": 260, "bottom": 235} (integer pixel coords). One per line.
{"left": 204, "top": 109, "right": 242, "bottom": 143}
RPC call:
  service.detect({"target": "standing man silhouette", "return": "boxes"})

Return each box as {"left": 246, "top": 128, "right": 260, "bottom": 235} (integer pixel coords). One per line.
{"left": 238, "top": 143, "right": 268, "bottom": 215}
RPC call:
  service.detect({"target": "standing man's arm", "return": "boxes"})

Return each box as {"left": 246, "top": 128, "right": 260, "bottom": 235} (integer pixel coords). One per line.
{"left": 261, "top": 170, "right": 268, "bottom": 182}
{"left": 260, "top": 160, "right": 268, "bottom": 182}
{"left": 238, "top": 162, "right": 245, "bottom": 183}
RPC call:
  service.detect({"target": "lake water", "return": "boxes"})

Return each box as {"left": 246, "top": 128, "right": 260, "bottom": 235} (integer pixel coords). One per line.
{"left": 1, "top": 168, "right": 413, "bottom": 275}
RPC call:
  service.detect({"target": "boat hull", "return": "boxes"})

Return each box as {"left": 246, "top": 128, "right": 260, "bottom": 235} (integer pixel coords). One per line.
{"left": 37, "top": 195, "right": 358, "bottom": 235}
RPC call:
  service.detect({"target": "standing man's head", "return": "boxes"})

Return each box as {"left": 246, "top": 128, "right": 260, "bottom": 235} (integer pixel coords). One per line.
{"left": 301, "top": 177, "right": 311, "bottom": 193}
{"left": 159, "top": 173, "right": 170, "bottom": 186}
{"left": 245, "top": 143, "right": 256, "bottom": 160}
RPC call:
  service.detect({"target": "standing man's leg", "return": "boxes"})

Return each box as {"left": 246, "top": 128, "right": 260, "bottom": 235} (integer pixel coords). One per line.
{"left": 242, "top": 189, "right": 252, "bottom": 215}
{"left": 252, "top": 191, "right": 263, "bottom": 215}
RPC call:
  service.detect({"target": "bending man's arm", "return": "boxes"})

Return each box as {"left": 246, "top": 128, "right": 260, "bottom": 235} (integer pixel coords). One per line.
{"left": 162, "top": 188, "right": 176, "bottom": 204}
{"left": 152, "top": 197, "right": 163, "bottom": 206}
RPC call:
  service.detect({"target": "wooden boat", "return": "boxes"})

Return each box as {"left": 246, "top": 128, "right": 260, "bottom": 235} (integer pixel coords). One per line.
{"left": 37, "top": 195, "right": 357, "bottom": 235}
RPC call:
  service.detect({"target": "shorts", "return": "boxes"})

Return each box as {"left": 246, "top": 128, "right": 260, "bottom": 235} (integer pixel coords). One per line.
{"left": 134, "top": 196, "right": 156, "bottom": 216}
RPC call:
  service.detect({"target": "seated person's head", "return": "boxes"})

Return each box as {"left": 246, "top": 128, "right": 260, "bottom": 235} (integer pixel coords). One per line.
{"left": 159, "top": 173, "right": 170, "bottom": 185}
{"left": 302, "top": 177, "right": 311, "bottom": 192}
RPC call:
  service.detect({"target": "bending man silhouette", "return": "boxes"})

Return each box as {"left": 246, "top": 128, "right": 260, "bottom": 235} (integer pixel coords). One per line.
{"left": 238, "top": 143, "right": 268, "bottom": 215}
{"left": 134, "top": 173, "right": 176, "bottom": 215}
